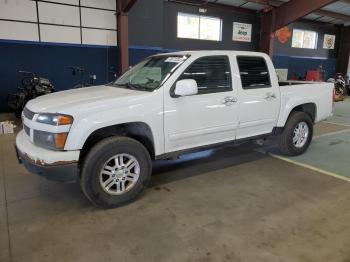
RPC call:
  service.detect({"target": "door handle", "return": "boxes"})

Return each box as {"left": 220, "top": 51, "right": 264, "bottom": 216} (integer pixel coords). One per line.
{"left": 222, "top": 96, "right": 237, "bottom": 105}
{"left": 264, "top": 93, "right": 276, "bottom": 100}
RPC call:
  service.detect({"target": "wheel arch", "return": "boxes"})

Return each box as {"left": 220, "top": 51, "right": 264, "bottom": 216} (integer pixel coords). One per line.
{"left": 280, "top": 102, "right": 317, "bottom": 127}
{"left": 79, "top": 122, "right": 156, "bottom": 162}
{"left": 289, "top": 103, "right": 317, "bottom": 122}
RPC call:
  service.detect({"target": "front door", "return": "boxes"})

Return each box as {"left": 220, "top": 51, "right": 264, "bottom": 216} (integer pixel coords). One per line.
{"left": 164, "top": 55, "right": 239, "bottom": 153}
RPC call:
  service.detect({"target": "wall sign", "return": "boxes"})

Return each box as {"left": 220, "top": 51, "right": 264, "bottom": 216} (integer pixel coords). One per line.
{"left": 275, "top": 26, "right": 291, "bottom": 44}
{"left": 323, "top": 34, "right": 335, "bottom": 49}
{"left": 233, "top": 22, "right": 252, "bottom": 42}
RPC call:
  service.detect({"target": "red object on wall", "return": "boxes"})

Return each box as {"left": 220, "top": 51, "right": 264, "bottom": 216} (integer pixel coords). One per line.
{"left": 306, "top": 70, "right": 322, "bottom": 81}
{"left": 275, "top": 26, "right": 292, "bottom": 44}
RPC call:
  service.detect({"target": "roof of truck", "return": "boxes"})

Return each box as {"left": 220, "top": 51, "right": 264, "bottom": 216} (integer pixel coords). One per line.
{"left": 156, "top": 50, "right": 269, "bottom": 57}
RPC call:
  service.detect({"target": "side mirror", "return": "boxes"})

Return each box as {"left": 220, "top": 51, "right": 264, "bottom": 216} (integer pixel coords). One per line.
{"left": 174, "top": 79, "right": 198, "bottom": 97}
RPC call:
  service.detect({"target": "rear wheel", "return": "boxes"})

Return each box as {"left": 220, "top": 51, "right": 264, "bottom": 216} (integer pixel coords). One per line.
{"left": 278, "top": 112, "right": 313, "bottom": 156}
{"left": 80, "top": 136, "right": 152, "bottom": 208}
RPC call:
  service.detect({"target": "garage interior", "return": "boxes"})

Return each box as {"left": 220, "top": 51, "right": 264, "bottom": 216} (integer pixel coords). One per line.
{"left": 1, "top": 0, "right": 350, "bottom": 261}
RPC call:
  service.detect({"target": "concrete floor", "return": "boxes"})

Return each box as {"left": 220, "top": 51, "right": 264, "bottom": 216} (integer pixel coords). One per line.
{"left": 260, "top": 99, "right": 350, "bottom": 180}
{"left": 1, "top": 101, "right": 350, "bottom": 262}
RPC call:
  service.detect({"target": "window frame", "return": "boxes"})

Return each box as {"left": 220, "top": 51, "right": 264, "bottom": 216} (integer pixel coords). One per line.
{"left": 236, "top": 55, "right": 272, "bottom": 90}
{"left": 170, "top": 55, "right": 233, "bottom": 97}
{"left": 291, "top": 29, "right": 318, "bottom": 49}
{"left": 177, "top": 12, "right": 222, "bottom": 42}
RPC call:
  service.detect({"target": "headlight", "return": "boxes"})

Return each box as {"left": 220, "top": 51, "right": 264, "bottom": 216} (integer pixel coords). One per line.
{"left": 34, "top": 113, "right": 72, "bottom": 150}
{"left": 36, "top": 113, "right": 73, "bottom": 126}
{"left": 33, "top": 130, "right": 68, "bottom": 150}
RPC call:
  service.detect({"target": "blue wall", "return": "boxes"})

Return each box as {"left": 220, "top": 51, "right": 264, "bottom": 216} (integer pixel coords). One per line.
{"left": 273, "top": 55, "right": 337, "bottom": 80}
{"left": 0, "top": 41, "right": 162, "bottom": 112}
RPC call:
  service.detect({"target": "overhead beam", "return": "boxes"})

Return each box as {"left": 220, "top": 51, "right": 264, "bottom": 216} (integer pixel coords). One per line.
{"left": 314, "top": 10, "right": 350, "bottom": 21}
{"left": 173, "top": 0, "right": 348, "bottom": 24}
{"left": 243, "top": 0, "right": 350, "bottom": 23}
{"left": 273, "top": 0, "right": 338, "bottom": 30}
{"left": 122, "top": 0, "right": 137, "bottom": 12}
{"left": 259, "top": 0, "right": 338, "bottom": 55}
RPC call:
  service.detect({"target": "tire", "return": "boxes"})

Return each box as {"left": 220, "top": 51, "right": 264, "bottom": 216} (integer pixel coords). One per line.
{"left": 278, "top": 112, "right": 313, "bottom": 156}
{"left": 80, "top": 136, "right": 152, "bottom": 208}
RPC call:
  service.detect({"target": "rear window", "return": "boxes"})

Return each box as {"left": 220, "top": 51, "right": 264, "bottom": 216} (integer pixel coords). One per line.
{"left": 237, "top": 56, "right": 271, "bottom": 89}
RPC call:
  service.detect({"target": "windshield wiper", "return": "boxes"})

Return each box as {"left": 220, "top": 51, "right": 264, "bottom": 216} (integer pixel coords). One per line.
{"left": 126, "top": 83, "right": 142, "bottom": 90}
{"left": 111, "top": 82, "right": 151, "bottom": 91}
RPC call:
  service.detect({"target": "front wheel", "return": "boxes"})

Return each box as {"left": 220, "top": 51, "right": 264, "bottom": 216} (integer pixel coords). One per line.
{"left": 80, "top": 137, "right": 152, "bottom": 208}
{"left": 278, "top": 112, "right": 313, "bottom": 156}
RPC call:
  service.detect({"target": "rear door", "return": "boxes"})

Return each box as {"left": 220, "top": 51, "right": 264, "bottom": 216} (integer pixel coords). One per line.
{"left": 235, "top": 56, "right": 280, "bottom": 139}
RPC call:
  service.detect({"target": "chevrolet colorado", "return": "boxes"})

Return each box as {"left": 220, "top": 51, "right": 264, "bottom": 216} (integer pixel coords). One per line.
{"left": 15, "top": 51, "right": 334, "bottom": 208}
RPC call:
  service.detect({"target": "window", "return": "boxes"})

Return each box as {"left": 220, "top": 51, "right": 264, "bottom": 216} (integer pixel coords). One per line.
{"left": 177, "top": 13, "right": 199, "bottom": 40}
{"left": 179, "top": 56, "right": 232, "bottom": 94}
{"left": 291, "top": 29, "right": 318, "bottom": 49}
{"left": 177, "top": 13, "right": 222, "bottom": 41}
{"left": 199, "top": 16, "right": 222, "bottom": 41}
{"left": 237, "top": 56, "right": 271, "bottom": 89}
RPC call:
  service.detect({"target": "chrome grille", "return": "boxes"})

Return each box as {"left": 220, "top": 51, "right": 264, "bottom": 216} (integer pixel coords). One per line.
{"left": 23, "top": 107, "right": 35, "bottom": 120}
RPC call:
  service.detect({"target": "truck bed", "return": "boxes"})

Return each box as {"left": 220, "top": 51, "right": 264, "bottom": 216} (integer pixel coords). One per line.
{"left": 279, "top": 80, "right": 325, "bottom": 86}
{"left": 278, "top": 81, "right": 334, "bottom": 124}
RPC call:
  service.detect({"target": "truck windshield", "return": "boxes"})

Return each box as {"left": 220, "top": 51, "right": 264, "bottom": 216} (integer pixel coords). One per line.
{"left": 110, "top": 55, "right": 189, "bottom": 91}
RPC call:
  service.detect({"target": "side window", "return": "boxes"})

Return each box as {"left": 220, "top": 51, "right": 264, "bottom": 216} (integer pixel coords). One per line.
{"left": 237, "top": 56, "right": 271, "bottom": 89}
{"left": 179, "top": 56, "right": 232, "bottom": 94}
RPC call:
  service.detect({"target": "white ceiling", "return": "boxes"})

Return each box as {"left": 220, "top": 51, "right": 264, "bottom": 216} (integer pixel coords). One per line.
{"left": 207, "top": 0, "right": 350, "bottom": 26}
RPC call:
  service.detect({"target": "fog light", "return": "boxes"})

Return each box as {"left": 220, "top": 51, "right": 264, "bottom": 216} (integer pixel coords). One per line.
{"left": 54, "top": 133, "right": 68, "bottom": 149}
{"left": 33, "top": 130, "right": 68, "bottom": 150}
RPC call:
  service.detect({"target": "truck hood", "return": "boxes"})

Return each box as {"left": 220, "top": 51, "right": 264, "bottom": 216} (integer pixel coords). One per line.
{"left": 26, "top": 85, "right": 149, "bottom": 114}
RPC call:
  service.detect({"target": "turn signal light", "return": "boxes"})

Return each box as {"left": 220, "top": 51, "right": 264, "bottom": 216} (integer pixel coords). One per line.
{"left": 54, "top": 133, "right": 68, "bottom": 149}
{"left": 57, "top": 115, "right": 73, "bottom": 125}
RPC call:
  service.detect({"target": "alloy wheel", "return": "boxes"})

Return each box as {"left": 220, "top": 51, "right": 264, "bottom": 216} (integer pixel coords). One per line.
{"left": 99, "top": 153, "right": 140, "bottom": 195}
{"left": 292, "top": 121, "right": 309, "bottom": 148}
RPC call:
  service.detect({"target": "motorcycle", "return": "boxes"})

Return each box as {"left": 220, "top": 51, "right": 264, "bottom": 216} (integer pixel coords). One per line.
{"left": 69, "top": 66, "right": 96, "bottom": 89}
{"left": 345, "top": 74, "right": 350, "bottom": 95}
{"left": 7, "top": 71, "right": 55, "bottom": 118}
{"left": 327, "top": 73, "right": 347, "bottom": 97}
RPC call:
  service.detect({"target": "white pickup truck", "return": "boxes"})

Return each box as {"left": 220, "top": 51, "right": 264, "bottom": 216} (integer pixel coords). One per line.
{"left": 15, "top": 51, "right": 334, "bottom": 208}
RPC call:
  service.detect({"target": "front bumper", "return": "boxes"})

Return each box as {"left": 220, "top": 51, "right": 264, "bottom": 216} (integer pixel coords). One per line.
{"left": 15, "top": 130, "right": 80, "bottom": 183}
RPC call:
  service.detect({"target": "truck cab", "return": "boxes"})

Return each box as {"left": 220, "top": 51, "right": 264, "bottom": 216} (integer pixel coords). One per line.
{"left": 16, "top": 51, "right": 334, "bottom": 208}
